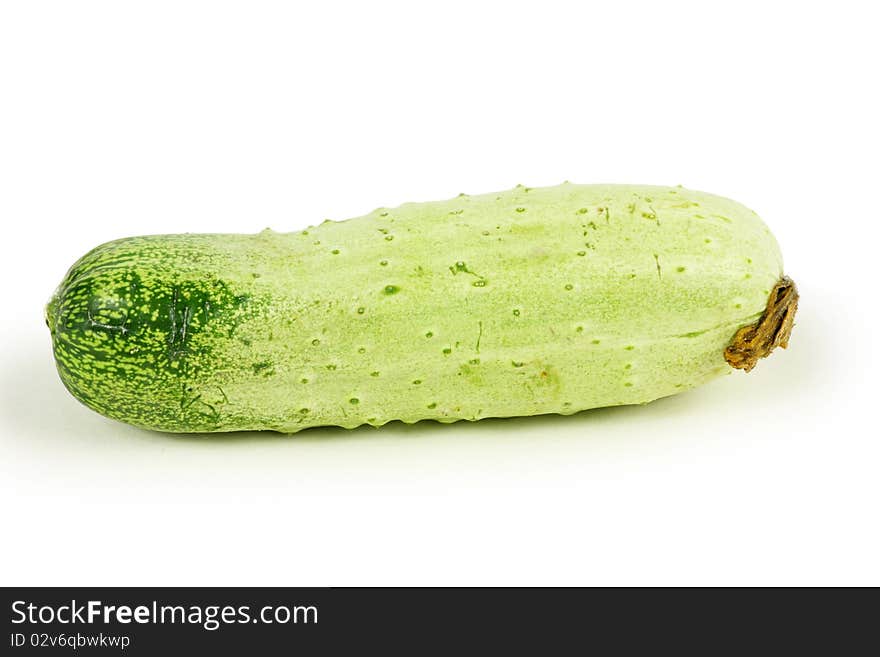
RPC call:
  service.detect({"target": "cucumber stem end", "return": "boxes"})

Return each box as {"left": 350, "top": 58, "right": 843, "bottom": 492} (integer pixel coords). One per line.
{"left": 724, "top": 275, "right": 799, "bottom": 372}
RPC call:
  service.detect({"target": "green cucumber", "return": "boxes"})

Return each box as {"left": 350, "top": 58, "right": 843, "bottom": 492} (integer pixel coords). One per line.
{"left": 46, "top": 183, "right": 797, "bottom": 433}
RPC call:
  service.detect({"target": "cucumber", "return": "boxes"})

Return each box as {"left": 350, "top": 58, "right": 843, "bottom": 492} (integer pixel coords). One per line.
{"left": 46, "top": 183, "right": 797, "bottom": 433}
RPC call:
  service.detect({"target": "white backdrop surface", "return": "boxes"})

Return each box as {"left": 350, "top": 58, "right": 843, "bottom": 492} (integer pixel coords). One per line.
{"left": 0, "top": 1, "right": 876, "bottom": 585}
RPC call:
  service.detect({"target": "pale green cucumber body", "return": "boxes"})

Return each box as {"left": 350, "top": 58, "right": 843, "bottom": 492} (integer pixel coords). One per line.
{"left": 47, "top": 183, "right": 784, "bottom": 433}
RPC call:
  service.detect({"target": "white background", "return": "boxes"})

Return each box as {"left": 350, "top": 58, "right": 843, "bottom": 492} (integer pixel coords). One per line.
{"left": 1, "top": 1, "right": 877, "bottom": 586}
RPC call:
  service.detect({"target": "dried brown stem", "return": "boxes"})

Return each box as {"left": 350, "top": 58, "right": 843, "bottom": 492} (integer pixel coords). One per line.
{"left": 724, "top": 275, "right": 799, "bottom": 372}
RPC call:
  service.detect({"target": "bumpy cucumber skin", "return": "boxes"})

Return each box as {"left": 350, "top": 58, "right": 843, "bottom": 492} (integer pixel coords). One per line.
{"left": 46, "top": 184, "right": 783, "bottom": 433}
